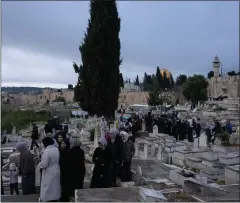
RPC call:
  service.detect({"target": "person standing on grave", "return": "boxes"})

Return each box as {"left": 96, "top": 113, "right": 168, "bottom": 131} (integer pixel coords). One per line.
{"left": 90, "top": 137, "right": 110, "bottom": 188}
{"left": 145, "top": 112, "right": 153, "bottom": 133}
{"left": 59, "top": 139, "right": 70, "bottom": 202}
{"left": 38, "top": 137, "right": 61, "bottom": 202}
{"left": 16, "top": 142, "right": 36, "bottom": 195}
{"left": 68, "top": 140, "right": 85, "bottom": 196}
{"left": 30, "top": 123, "right": 39, "bottom": 150}
{"left": 122, "top": 135, "right": 135, "bottom": 181}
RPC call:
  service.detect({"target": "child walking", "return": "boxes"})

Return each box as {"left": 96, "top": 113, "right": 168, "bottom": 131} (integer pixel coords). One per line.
{"left": 8, "top": 163, "right": 19, "bottom": 195}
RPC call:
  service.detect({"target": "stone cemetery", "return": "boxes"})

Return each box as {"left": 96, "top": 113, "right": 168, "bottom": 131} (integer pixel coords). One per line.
{"left": 1, "top": 103, "right": 240, "bottom": 202}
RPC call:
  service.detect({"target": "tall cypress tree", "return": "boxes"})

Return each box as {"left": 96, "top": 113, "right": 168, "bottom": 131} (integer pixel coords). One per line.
{"left": 74, "top": 0, "right": 122, "bottom": 117}
{"left": 134, "top": 75, "right": 140, "bottom": 85}
{"left": 156, "top": 66, "right": 163, "bottom": 90}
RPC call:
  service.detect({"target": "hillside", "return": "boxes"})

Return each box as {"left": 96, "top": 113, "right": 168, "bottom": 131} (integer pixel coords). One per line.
{"left": 1, "top": 87, "right": 45, "bottom": 94}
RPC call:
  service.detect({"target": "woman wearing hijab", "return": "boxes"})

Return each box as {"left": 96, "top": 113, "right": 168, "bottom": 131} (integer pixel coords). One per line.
{"left": 38, "top": 137, "right": 61, "bottom": 202}
{"left": 90, "top": 137, "right": 109, "bottom": 188}
{"left": 46, "top": 133, "right": 59, "bottom": 148}
{"left": 68, "top": 139, "right": 86, "bottom": 198}
{"left": 109, "top": 129, "right": 124, "bottom": 187}
{"left": 16, "top": 142, "right": 36, "bottom": 195}
{"left": 59, "top": 139, "right": 70, "bottom": 202}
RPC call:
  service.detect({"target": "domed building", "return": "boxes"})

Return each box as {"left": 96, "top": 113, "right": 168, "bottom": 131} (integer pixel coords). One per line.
{"left": 160, "top": 69, "right": 172, "bottom": 79}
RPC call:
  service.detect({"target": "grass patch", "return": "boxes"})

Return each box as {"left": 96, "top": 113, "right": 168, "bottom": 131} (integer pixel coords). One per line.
{"left": 1, "top": 109, "right": 52, "bottom": 134}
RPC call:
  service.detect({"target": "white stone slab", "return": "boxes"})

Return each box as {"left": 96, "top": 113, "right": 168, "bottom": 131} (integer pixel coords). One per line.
{"left": 139, "top": 188, "right": 167, "bottom": 202}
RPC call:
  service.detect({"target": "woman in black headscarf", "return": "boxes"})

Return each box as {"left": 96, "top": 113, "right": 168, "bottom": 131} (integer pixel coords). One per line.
{"left": 68, "top": 139, "right": 86, "bottom": 198}
{"left": 59, "top": 139, "right": 70, "bottom": 202}
{"left": 90, "top": 137, "right": 109, "bottom": 188}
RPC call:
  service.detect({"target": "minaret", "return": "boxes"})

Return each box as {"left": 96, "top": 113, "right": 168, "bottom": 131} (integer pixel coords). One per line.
{"left": 213, "top": 55, "right": 220, "bottom": 77}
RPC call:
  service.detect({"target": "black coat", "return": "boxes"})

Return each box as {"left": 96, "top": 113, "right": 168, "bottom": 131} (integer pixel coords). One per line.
{"left": 59, "top": 148, "right": 69, "bottom": 186}
{"left": 112, "top": 135, "right": 124, "bottom": 164}
{"left": 145, "top": 115, "right": 153, "bottom": 133}
{"left": 44, "top": 124, "right": 52, "bottom": 134}
{"left": 90, "top": 147, "right": 111, "bottom": 188}
{"left": 68, "top": 146, "right": 85, "bottom": 191}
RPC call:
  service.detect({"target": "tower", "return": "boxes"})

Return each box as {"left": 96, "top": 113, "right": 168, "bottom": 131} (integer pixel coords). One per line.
{"left": 213, "top": 55, "right": 220, "bottom": 77}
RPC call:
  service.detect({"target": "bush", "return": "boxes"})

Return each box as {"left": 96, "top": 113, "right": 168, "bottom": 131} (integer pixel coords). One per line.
{"left": 1, "top": 109, "right": 51, "bottom": 134}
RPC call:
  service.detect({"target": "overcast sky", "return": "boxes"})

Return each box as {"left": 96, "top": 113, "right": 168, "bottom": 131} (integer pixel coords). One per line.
{"left": 2, "top": 1, "right": 239, "bottom": 88}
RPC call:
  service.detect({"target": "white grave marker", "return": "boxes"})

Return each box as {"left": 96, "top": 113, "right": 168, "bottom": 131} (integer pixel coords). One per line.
{"left": 153, "top": 125, "right": 158, "bottom": 136}
{"left": 199, "top": 132, "right": 208, "bottom": 148}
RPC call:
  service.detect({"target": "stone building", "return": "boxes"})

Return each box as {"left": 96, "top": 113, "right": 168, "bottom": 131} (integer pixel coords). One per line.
{"left": 207, "top": 56, "right": 240, "bottom": 100}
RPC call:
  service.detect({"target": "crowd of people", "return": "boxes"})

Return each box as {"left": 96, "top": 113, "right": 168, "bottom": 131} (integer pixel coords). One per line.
{"left": 2, "top": 117, "right": 136, "bottom": 202}
{"left": 1, "top": 111, "right": 233, "bottom": 201}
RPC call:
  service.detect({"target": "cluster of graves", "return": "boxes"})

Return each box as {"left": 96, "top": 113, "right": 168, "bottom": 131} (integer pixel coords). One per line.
{"left": 1, "top": 104, "right": 240, "bottom": 202}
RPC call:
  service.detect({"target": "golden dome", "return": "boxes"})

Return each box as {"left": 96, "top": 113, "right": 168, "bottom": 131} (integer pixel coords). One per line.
{"left": 160, "top": 69, "right": 172, "bottom": 79}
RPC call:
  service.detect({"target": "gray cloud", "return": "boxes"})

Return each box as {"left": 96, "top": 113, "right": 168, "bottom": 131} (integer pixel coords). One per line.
{"left": 2, "top": 1, "right": 239, "bottom": 87}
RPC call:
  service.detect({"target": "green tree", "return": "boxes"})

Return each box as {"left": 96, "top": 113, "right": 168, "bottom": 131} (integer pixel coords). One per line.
{"left": 134, "top": 75, "right": 140, "bottom": 85}
{"left": 119, "top": 73, "right": 124, "bottom": 87}
{"left": 182, "top": 75, "right": 208, "bottom": 103}
{"left": 156, "top": 67, "right": 163, "bottom": 90}
{"left": 53, "top": 96, "right": 66, "bottom": 103}
{"left": 176, "top": 74, "right": 187, "bottom": 86}
{"left": 143, "top": 72, "right": 153, "bottom": 91}
{"left": 73, "top": 0, "right": 122, "bottom": 117}
{"left": 227, "top": 71, "right": 237, "bottom": 76}
{"left": 207, "top": 71, "right": 214, "bottom": 79}
{"left": 151, "top": 75, "right": 159, "bottom": 91}
{"left": 147, "top": 75, "right": 163, "bottom": 106}
{"left": 147, "top": 90, "right": 163, "bottom": 106}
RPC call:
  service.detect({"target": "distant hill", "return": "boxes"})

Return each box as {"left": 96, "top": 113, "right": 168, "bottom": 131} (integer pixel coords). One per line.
{"left": 1, "top": 86, "right": 45, "bottom": 94}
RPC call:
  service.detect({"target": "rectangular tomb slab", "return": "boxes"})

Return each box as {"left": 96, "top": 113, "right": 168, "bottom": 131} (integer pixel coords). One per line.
{"left": 139, "top": 187, "right": 167, "bottom": 202}
{"left": 225, "top": 164, "right": 240, "bottom": 185}
{"left": 200, "top": 166, "right": 224, "bottom": 180}
{"left": 186, "top": 157, "right": 203, "bottom": 169}
{"left": 75, "top": 187, "right": 141, "bottom": 202}
{"left": 219, "top": 153, "right": 240, "bottom": 165}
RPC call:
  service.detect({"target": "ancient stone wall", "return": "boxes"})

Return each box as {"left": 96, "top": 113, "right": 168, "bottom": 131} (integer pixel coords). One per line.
{"left": 3, "top": 89, "right": 185, "bottom": 107}
{"left": 208, "top": 75, "right": 240, "bottom": 99}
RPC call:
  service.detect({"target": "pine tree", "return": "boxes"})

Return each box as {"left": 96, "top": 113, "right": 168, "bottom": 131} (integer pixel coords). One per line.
{"left": 74, "top": 0, "right": 122, "bottom": 117}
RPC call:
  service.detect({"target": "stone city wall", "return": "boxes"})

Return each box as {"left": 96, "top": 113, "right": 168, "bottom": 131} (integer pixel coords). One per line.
{"left": 3, "top": 89, "right": 185, "bottom": 107}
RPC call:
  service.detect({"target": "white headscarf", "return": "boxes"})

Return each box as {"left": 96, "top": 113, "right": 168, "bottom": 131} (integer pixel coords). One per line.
{"left": 98, "top": 137, "right": 107, "bottom": 148}
{"left": 109, "top": 129, "right": 118, "bottom": 140}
